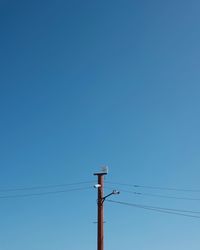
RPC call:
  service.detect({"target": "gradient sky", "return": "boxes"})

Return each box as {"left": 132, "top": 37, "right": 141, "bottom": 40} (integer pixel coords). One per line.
{"left": 1, "top": 0, "right": 200, "bottom": 249}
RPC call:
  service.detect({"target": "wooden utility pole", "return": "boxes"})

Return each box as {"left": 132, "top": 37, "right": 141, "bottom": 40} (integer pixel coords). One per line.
{"left": 94, "top": 168, "right": 119, "bottom": 250}
{"left": 94, "top": 170, "right": 107, "bottom": 250}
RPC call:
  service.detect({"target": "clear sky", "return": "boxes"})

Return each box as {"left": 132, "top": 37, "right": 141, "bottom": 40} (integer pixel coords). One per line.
{"left": 1, "top": 0, "right": 200, "bottom": 249}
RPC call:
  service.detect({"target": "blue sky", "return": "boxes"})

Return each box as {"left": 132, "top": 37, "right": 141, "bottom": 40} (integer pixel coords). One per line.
{"left": 1, "top": 0, "right": 200, "bottom": 249}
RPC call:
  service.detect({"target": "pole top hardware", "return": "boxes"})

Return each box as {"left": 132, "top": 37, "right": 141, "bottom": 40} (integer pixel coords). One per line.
{"left": 94, "top": 166, "right": 108, "bottom": 176}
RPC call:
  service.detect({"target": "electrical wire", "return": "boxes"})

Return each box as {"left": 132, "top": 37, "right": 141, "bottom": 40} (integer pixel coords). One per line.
{"left": 105, "top": 181, "right": 200, "bottom": 193}
{"left": 0, "top": 186, "right": 92, "bottom": 199}
{"left": 106, "top": 199, "right": 200, "bottom": 219}
{"left": 107, "top": 199, "right": 200, "bottom": 214}
{"left": 105, "top": 187, "right": 200, "bottom": 201}
{"left": 0, "top": 181, "right": 94, "bottom": 192}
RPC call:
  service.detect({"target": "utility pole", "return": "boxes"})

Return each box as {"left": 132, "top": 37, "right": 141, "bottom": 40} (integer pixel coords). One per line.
{"left": 94, "top": 170, "right": 106, "bottom": 250}
{"left": 94, "top": 167, "right": 119, "bottom": 250}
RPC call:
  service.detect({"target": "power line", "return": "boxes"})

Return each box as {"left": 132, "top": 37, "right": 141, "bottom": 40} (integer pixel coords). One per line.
{"left": 107, "top": 199, "right": 200, "bottom": 214}
{"left": 0, "top": 186, "right": 92, "bottom": 199}
{"left": 0, "top": 181, "right": 94, "bottom": 192}
{"left": 107, "top": 188, "right": 200, "bottom": 201}
{"left": 105, "top": 181, "right": 200, "bottom": 193}
{"left": 106, "top": 199, "right": 200, "bottom": 219}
